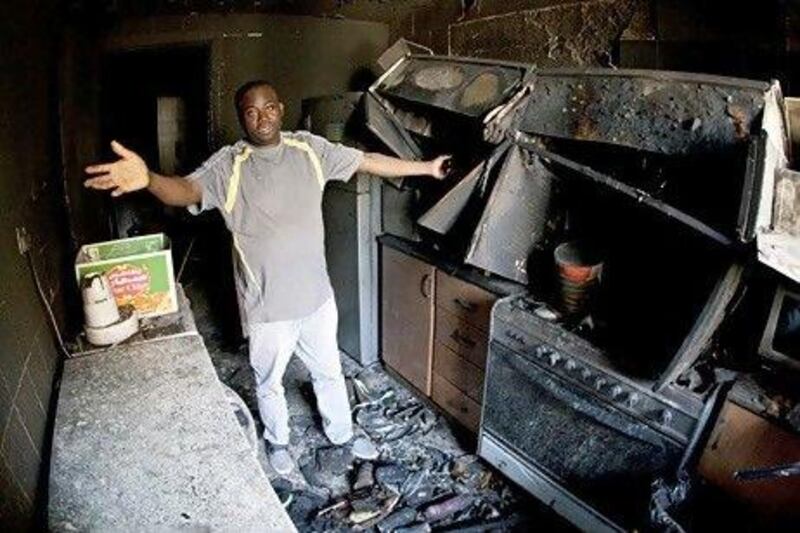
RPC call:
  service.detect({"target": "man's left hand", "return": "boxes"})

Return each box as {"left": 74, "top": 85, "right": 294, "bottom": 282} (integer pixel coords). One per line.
{"left": 429, "top": 155, "right": 452, "bottom": 180}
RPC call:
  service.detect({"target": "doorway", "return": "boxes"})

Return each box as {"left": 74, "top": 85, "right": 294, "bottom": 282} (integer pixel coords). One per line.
{"left": 99, "top": 44, "right": 210, "bottom": 237}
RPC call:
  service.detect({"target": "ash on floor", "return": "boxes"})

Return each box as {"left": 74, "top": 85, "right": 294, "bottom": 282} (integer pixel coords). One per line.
{"left": 186, "top": 281, "right": 570, "bottom": 532}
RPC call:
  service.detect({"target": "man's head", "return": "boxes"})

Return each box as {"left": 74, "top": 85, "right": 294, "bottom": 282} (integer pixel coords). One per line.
{"left": 235, "top": 80, "right": 285, "bottom": 146}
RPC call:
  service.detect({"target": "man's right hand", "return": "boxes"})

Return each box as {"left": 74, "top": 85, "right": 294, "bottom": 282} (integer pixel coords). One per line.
{"left": 84, "top": 140, "right": 150, "bottom": 197}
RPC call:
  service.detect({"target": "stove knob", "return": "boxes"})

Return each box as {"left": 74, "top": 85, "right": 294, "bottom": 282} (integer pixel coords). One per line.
{"left": 660, "top": 409, "right": 673, "bottom": 425}
{"left": 548, "top": 352, "right": 561, "bottom": 366}
{"left": 626, "top": 393, "right": 640, "bottom": 408}
{"left": 504, "top": 329, "right": 525, "bottom": 345}
{"left": 610, "top": 385, "right": 624, "bottom": 398}
{"left": 564, "top": 360, "right": 577, "bottom": 371}
{"left": 594, "top": 377, "right": 607, "bottom": 390}
{"left": 581, "top": 368, "right": 592, "bottom": 380}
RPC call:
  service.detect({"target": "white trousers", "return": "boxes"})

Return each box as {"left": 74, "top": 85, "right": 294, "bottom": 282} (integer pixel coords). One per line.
{"left": 247, "top": 297, "right": 353, "bottom": 446}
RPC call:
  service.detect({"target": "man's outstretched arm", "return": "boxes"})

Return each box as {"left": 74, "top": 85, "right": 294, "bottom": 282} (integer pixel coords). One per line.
{"left": 84, "top": 140, "right": 201, "bottom": 206}
{"left": 358, "top": 152, "right": 450, "bottom": 180}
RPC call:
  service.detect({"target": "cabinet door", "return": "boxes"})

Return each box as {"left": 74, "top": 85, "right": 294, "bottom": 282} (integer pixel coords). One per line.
{"left": 381, "top": 246, "right": 435, "bottom": 395}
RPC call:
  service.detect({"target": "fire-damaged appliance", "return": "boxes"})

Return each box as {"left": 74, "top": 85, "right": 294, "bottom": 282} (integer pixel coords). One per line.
{"left": 367, "top": 55, "right": 550, "bottom": 284}
{"left": 367, "top": 49, "right": 798, "bottom": 531}
{"left": 366, "top": 54, "right": 530, "bottom": 186}
{"left": 481, "top": 264, "right": 740, "bottom": 531}
{"left": 473, "top": 71, "right": 792, "bottom": 531}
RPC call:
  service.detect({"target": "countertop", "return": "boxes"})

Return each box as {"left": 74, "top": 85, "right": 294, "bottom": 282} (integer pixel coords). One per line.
{"left": 50, "top": 326, "right": 295, "bottom": 531}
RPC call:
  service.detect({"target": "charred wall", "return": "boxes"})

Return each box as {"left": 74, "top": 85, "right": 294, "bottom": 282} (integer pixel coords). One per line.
{"left": 0, "top": 1, "right": 71, "bottom": 529}
{"left": 60, "top": 21, "right": 112, "bottom": 249}
{"left": 66, "top": 1, "right": 794, "bottom": 86}
{"left": 100, "top": 14, "right": 389, "bottom": 146}
{"left": 325, "top": 0, "right": 787, "bottom": 82}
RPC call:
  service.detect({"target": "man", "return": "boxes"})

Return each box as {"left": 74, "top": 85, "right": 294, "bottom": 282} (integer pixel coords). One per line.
{"left": 85, "top": 80, "right": 449, "bottom": 475}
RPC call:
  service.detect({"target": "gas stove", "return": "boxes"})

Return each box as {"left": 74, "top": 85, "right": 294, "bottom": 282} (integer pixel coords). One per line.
{"left": 479, "top": 295, "right": 707, "bottom": 531}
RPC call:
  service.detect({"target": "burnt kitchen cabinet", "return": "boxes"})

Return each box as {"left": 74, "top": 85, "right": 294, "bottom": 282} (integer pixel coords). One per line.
{"left": 381, "top": 243, "right": 498, "bottom": 431}
{"left": 381, "top": 245, "right": 435, "bottom": 394}
{"left": 432, "top": 271, "right": 494, "bottom": 432}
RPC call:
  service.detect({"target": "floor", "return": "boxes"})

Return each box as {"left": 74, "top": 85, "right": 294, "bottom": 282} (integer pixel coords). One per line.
{"left": 183, "top": 254, "right": 572, "bottom": 532}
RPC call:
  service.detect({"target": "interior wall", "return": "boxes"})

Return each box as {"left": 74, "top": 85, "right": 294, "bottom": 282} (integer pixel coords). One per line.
{"left": 257, "top": 0, "right": 638, "bottom": 63}
{"left": 0, "top": 1, "right": 70, "bottom": 529}
{"left": 281, "top": 0, "right": 789, "bottom": 86}
{"left": 60, "top": 23, "right": 116, "bottom": 249}
{"left": 102, "top": 14, "right": 389, "bottom": 147}
{"left": 66, "top": 1, "right": 793, "bottom": 84}
{"left": 618, "top": 0, "right": 786, "bottom": 82}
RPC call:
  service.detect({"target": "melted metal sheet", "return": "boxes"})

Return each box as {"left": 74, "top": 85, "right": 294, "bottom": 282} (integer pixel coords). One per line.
{"left": 517, "top": 70, "right": 770, "bottom": 155}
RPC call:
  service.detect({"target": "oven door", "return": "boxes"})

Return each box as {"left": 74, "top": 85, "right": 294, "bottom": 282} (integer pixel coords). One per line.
{"left": 480, "top": 341, "right": 683, "bottom": 530}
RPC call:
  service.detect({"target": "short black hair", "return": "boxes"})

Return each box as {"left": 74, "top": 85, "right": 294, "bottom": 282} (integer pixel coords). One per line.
{"left": 234, "top": 80, "right": 277, "bottom": 113}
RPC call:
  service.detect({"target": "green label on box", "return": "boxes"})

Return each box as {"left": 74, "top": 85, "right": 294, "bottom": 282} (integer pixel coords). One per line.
{"left": 83, "top": 234, "right": 164, "bottom": 262}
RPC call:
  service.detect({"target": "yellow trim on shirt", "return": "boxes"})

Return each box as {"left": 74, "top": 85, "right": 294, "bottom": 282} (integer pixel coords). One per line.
{"left": 232, "top": 234, "right": 260, "bottom": 291}
{"left": 224, "top": 145, "right": 253, "bottom": 214}
{"left": 283, "top": 137, "right": 325, "bottom": 190}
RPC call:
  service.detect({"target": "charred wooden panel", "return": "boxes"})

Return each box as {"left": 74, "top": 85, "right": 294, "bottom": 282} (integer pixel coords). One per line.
{"left": 699, "top": 401, "right": 800, "bottom": 520}
{"left": 381, "top": 245, "right": 435, "bottom": 395}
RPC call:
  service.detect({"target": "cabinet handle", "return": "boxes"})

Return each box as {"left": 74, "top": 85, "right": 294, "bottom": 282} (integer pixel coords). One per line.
{"left": 420, "top": 273, "right": 432, "bottom": 299}
{"left": 453, "top": 298, "right": 477, "bottom": 313}
{"left": 451, "top": 330, "right": 477, "bottom": 348}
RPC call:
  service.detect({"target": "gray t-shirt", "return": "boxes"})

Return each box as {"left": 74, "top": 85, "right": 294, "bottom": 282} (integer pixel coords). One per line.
{"left": 187, "top": 131, "right": 364, "bottom": 324}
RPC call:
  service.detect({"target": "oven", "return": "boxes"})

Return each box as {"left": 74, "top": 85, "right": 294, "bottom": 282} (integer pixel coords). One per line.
{"left": 480, "top": 296, "right": 702, "bottom": 531}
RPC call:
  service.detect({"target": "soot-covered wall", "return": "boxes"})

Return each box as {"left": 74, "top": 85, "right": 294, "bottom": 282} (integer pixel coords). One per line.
{"left": 0, "top": 1, "right": 72, "bottom": 530}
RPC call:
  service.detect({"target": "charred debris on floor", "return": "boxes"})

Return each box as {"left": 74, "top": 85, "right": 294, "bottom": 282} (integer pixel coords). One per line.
{"left": 190, "top": 296, "right": 548, "bottom": 533}
{"left": 274, "top": 365, "right": 544, "bottom": 532}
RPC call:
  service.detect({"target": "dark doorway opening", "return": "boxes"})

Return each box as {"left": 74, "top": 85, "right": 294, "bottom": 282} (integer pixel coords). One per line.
{"left": 99, "top": 44, "right": 211, "bottom": 237}
{"left": 98, "top": 44, "right": 242, "bottom": 345}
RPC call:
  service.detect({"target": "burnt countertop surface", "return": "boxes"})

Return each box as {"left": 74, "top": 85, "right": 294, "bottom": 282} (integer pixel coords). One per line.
{"left": 49, "top": 306, "right": 296, "bottom": 531}
{"left": 378, "top": 233, "right": 527, "bottom": 298}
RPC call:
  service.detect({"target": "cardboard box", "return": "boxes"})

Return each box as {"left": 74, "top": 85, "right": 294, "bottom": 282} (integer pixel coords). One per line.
{"left": 75, "top": 234, "right": 178, "bottom": 318}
